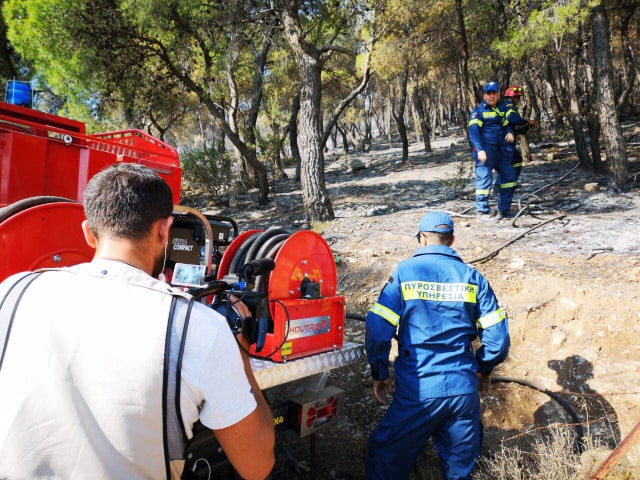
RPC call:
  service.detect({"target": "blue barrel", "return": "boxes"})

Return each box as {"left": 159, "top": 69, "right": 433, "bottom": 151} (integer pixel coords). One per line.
{"left": 5, "top": 81, "right": 32, "bottom": 107}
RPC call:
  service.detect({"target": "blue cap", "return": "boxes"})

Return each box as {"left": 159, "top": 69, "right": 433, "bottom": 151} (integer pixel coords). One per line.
{"left": 417, "top": 211, "right": 454, "bottom": 234}
{"left": 483, "top": 81, "right": 499, "bottom": 93}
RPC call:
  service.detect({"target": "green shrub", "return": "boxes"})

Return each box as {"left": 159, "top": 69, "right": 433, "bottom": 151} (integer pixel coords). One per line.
{"left": 180, "top": 147, "right": 232, "bottom": 203}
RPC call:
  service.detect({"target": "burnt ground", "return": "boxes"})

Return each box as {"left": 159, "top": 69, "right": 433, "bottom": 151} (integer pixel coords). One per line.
{"left": 196, "top": 125, "right": 640, "bottom": 479}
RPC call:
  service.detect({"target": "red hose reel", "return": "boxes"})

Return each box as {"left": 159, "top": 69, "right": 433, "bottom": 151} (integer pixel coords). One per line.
{"left": 217, "top": 228, "right": 345, "bottom": 362}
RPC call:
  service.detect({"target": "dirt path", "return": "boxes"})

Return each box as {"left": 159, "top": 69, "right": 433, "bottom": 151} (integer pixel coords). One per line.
{"left": 204, "top": 130, "right": 640, "bottom": 479}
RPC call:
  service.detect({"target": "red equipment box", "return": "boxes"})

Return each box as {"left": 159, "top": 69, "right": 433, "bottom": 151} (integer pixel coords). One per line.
{"left": 0, "top": 101, "right": 181, "bottom": 206}
{"left": 251, "top": 295, "right": 345, "bottom": 362}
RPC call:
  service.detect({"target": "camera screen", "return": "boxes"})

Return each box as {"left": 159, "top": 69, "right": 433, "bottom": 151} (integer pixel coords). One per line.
{"left": 172, "top": 263, "right": 206, "bottom": 287}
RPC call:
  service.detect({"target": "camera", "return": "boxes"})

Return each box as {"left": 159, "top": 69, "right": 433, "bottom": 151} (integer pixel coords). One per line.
{"left": 188, "top": 259, "right": 275, "bottom": 352}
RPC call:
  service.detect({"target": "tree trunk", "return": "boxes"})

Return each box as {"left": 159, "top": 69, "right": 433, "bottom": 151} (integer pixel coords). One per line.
{"left": 586, "top": 112, "right": 604, "bottom": 174}
{"left": 522, "top": 66, "right": 541, "bottom": 142}
{"left": 391, "top": 64, "right": 410, "bottom": 162}
{"left": 298, "top": 59, "right": 334, "bottom": 221}
{"left": 616, "top": 2, "right": 638, "bottom": 108}
{"left": 278, "top": 0, "right": 334, "bottom": 221}
{"left": 454, "top": 0, "right": 475, "bottom": 111}
{"left": 321, "top": 32, "right": 374, "bottom": 148}
{"left": 518, "top": 134, "right": 531, "bottom": 165}
{"left": 225, "top": 36, "right": 251, "bottom": 186}
{"left": 569, "top": 85, "right": 592, "bottom": 169}
{"left": 591, "top": 2, "right": 629, "bottom": 191}
{"left": 384, "top": 98, "right": 394, "bottom": 147}
{"left": 412, "top": 80, "right": 432, "bottom": 153}
{"left": 336, "top": 123, "right": 350, "bottom": 153}
{"left": 288, "top": 87, "right": 302, "bottom": 182}
{"left": 268, "top": 126, "right": 288, "bottom": 180}
{"left": 245, "top": 24, "right": 274, "bottom": 154}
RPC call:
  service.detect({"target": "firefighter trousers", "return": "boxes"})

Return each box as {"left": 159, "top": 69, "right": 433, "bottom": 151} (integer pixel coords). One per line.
{"left": 473, "top": 144, "right": 516, "bottom": 213}
{"left": 365, "top": 393, "right": 482, "bottom": 480}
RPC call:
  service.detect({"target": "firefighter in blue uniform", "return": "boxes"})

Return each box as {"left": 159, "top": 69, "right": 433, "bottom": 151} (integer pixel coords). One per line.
{"left": 495, "top": 85, "right": 536, "bottom": 190}
{"left": 364, "top": 211, "right": 510, "bottom": 480}
{"left": 468, "top": 82, "right": 517, "bottom": 221}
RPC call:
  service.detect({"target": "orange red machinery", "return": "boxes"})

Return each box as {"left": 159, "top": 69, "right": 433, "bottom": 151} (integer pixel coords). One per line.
{"left": 216, "top": 228, "right": 345, "bottom": 362}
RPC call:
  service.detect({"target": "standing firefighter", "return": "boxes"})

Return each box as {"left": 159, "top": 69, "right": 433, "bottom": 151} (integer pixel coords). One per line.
{"left": 469, "top": 82, "right": 517, "bottom": 222}
{"left": 495, "top": 85, "right": 536, "bottom": 189}
{"left": 364, "top": 211, "right": 510, "bottom": 480}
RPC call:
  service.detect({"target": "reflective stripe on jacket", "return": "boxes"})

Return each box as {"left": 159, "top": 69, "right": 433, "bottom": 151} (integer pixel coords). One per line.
{"left": 499, "top": 99, "right": 529, "bottom": 135}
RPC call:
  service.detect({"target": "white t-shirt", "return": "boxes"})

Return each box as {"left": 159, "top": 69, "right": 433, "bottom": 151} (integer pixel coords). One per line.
{"left": 0, "top": 260, "right": 256, "bottom": 479}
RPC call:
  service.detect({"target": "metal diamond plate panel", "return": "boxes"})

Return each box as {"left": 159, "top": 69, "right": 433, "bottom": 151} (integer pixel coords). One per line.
{"left": 251, "top": 342, "right": 365, "bottom": 389}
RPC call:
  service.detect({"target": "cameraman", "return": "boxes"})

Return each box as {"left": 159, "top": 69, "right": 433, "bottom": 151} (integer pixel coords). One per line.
{"left": 0, "top": 164, "right": 275, "bottom": 479}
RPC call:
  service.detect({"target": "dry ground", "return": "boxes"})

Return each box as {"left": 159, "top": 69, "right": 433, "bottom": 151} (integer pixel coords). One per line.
{"left": 202, "top": 126, "right": 640, "bottom": 479}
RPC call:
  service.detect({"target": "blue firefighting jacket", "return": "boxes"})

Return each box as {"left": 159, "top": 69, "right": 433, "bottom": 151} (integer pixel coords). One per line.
{"left": 365, "top": 245, "right": 510, "bottom": 402}
{"left": 468, "top": 100, "right": 513, "bottom": 152}
{"left": 499, "top": 99, "right": 529, "bottom": 134}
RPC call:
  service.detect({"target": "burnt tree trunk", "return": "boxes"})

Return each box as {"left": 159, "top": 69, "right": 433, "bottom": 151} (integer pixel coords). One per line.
{"left": 412, "top": 80, "right": 432, "bottom": 153}
{"left": 391, "top": 63, "right": 410, "bottom": 163}
{"left": 586, "top": 112, "right": 604, "bottom": 174}
{"left": 591, "top": 3, "right": 628, "bottom": 191}
{"left": 288, "top": 87, "right": 302, "bottom": 182}
{"left": 336, "top": 124, "right": 350, "bottom": 153}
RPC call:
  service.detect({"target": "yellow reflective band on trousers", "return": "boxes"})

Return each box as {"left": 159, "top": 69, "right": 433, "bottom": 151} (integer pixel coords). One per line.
{"left": 469, "top": 119, "right": 483, "bottom": 128}
{"left": 512, "top": 162, "right": 522, "bottom": 168}
{"left": 401, "top": 281, "right": 478, "bottom": 303}
{"left": 476, "top": 189, "right": 490, "bottom": 195}
{"left": 500, "top": 182, "right": 517, "bottom": 189}
{"left": 370, "top": 302, "right": 400, "bottom": 326}
{"left": 477, "top": 307, "right": 506, "bottom": 329}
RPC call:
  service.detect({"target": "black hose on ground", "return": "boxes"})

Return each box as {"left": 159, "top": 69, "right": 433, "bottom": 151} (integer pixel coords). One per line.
{"left": 463, "top": 160, "right": 583, "bottom": 263}
{"left": 490, "top": 376, "right": 585, "bottom": 453}
{"left": 468, "top": 214, "right": 566, "bottom": 264}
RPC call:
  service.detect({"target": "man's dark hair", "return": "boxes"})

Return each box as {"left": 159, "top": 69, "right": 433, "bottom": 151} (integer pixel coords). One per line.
{"left": 423, "top": 230, "right": 454, "bottom": 245}
{"left": 83, "top": 163, "right": 173, "bottom": 239}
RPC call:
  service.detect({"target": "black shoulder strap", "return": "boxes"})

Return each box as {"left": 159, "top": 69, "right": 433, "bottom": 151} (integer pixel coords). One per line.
{"left": 162, "top": 295, "right": 194, "bottom": 477}
{"left": 0, "top": 272, "right": 43, "bottom": 370}
{"left": 163, "top": 296, "right": 178, "bottom": 479}
{"left": 175, "top": 297, "right": 197, "bottom": 444}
